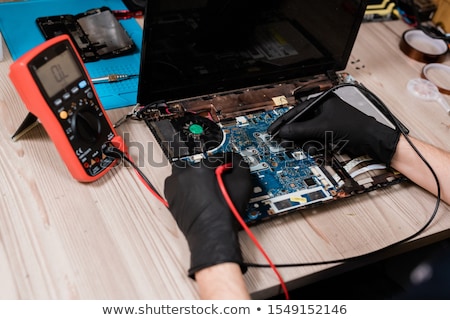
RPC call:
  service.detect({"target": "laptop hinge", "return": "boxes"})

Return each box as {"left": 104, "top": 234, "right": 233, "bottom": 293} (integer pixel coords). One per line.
{"left": 327, "top": 70, "right": 339, "bottom": 83}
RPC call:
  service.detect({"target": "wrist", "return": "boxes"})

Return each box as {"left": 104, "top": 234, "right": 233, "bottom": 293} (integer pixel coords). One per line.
{"left": 363, "top": 120, "right": 401, "bottom": 166}
{"left": 187, "top": 237, "right": 246, "bottom": 279}
{"left": 195, "top": 263, "right": 250, "bottom": 299}
{"left": 187, "top": 214, "right": 246, "bottom": 278}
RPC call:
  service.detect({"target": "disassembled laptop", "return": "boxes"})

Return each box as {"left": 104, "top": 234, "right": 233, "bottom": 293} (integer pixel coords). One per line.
{"left": 126, "top": 0, "right": 407, "bottom": 224}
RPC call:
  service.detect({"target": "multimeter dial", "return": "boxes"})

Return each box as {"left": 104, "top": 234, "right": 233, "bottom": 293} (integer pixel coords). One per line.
{"left": 72, "top": 107, "right": 102, "bottom": 143}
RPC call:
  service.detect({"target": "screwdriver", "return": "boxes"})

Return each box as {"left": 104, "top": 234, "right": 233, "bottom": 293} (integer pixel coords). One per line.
{"left": 91, "top": 74, "right": 138, "bottom": 84}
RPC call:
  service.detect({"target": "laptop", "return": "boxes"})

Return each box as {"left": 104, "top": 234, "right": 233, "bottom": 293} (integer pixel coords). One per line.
{"left": 137, "top": 0, "right": 406, "bottom": 224}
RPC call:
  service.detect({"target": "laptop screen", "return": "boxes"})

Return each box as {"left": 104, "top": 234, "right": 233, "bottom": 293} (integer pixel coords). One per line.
{"left": 138, "top": 0, "right": 367, "bottom": 104}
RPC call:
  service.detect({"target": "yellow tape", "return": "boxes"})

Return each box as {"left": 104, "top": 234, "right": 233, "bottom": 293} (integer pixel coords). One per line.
{"left": 291, "top": 196, "right": 307, "bottom": 204}
{"left": 365, "top": 3, "right": 396, "bottom": 15}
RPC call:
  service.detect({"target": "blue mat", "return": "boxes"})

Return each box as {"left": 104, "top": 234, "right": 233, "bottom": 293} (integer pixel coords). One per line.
{"left": 0, "top": 0, "right": 142, "bottom": 109}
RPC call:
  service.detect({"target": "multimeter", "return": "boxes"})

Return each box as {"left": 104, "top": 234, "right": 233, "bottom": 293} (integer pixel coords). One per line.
{"left": 9, "top": 35, "right": 126, "bottom": 182}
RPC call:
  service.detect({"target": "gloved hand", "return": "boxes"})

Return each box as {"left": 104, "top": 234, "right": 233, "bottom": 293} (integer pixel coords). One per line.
{"left": 268, "top": 91, "right": 401, "bottom": 166}
{"left": 164, "top": 152, "right": 252, "bottom": 279}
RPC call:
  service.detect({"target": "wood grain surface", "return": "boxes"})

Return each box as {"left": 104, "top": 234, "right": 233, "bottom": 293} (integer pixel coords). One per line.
{"left": 0, "top": 19, "right": 449, "bottom": 299}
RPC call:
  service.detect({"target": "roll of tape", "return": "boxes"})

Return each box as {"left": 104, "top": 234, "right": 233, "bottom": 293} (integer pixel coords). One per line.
{"left": 399, "top": 29, "right": 448, "bottom": 63}
{"left": 421, "top": 63, "right": 450, "bottom": 95}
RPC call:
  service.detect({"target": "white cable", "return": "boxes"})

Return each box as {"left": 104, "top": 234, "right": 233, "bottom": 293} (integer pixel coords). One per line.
{"left": 350, "top": 163, "right": 386, "bottom": 178}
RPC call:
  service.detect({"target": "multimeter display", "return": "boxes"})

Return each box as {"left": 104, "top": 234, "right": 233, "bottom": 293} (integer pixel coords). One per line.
{"left": 34, "top": 49, "right": 82, "bottom": 98}
{"left": 10, "top": 35, "right": 124, "bottom": 182}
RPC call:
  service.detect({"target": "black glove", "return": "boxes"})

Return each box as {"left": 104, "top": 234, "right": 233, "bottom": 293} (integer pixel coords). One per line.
{"left": 164, "top": 153, "right": 252, "bottom": 279}
{"left": 268, "top": 91, "right": 401, "bottom": 166}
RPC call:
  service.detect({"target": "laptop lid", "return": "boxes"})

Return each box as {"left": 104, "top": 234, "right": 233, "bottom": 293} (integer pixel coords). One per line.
{"left": 137, "top": 0, "right": 368, "bottom": 104}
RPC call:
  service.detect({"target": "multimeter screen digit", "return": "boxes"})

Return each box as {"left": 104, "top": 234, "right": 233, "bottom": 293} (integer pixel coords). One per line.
{"left": 9, "top": 35, "right": 123, "bottom": 182}
{"left": 34, "top": 49, "right": 82, "bottom": 99}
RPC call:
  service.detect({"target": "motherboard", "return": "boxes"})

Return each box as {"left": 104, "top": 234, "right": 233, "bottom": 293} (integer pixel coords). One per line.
{"left": 144, "top": 84, "right": 406, "bottom": 225}
{"left": 213, "top": 107, "right": 338, "bottom": 223}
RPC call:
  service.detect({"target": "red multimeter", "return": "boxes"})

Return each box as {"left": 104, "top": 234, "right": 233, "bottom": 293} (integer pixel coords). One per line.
{"left": 9, "top": 35, "right": 125, "bottom": 182}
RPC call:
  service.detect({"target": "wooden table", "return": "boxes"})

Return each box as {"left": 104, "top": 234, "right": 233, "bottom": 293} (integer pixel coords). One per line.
{"left": 0, "top": 20, "right": 449, "bottom": 299}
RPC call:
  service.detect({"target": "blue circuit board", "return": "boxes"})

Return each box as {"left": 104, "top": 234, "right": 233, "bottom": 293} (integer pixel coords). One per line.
{"left": 146, "top": 84, "right": 407, "bottom": 225}
{"left": 213, "top": 107, "right": 338, "bottom": 224}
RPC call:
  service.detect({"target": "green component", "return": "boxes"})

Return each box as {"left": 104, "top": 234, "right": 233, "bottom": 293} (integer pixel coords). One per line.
{"left": 189, "top": 123, "right": 204, "bottom": 134}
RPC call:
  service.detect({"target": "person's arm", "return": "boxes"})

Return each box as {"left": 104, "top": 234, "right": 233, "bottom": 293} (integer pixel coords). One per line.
{"left": 195, "top": 263, "right": 251, "bottom": 299}
{"left": 391, "top": 135, "right": 450, "bottom": 205}
{"left": 164, "top": 153, "right": 253, "bottom": 300}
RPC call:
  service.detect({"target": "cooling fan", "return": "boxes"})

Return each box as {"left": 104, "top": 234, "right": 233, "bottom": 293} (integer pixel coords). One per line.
{"left": 146, "top": 112, "right": 225, "bottom": 160}
{"left": 171, "top": 113, "right": 224, "bottom": 156}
